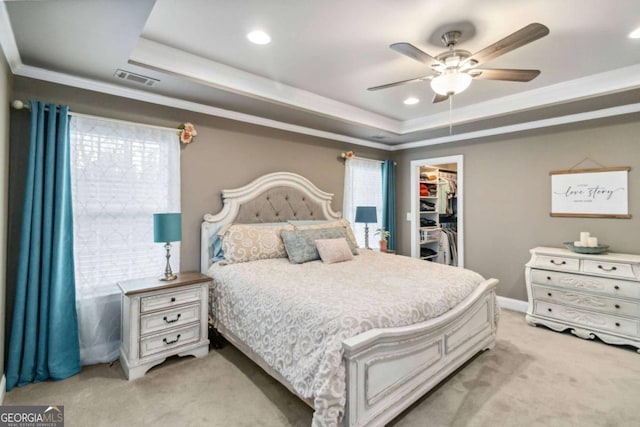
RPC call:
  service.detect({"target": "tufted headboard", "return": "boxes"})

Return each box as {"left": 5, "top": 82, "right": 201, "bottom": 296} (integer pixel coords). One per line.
{"left": 201, "top": 172, "right": 341, "bottom": 273}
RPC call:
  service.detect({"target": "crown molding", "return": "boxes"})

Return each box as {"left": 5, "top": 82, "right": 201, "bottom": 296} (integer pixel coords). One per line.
{"left": 0, "top": 3, "right": 21, "bottom": 72}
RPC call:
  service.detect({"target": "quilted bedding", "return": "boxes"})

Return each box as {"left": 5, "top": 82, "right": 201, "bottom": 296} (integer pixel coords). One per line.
{"left": 208, "top": 250, "right": 487, "bottom": 426}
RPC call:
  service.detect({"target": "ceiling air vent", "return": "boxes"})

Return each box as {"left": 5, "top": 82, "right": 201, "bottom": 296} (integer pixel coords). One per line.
{"left": 114, "top": 69, "right": 159, "bottom": 87}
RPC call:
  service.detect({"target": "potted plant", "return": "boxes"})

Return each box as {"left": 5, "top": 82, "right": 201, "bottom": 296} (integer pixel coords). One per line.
{"left": 375, "top": 227, "right": 390, "bottom": 252}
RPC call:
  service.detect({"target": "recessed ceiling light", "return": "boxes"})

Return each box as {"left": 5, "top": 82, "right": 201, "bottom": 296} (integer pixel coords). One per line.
{"left": 404, "top": 97, "right": 420, "bottom": 105}
{"left": 629, "top": 27, "right": 640, "bottom": 39}
{"left": 247, "top": 30, "right": 271, "bottom": 45}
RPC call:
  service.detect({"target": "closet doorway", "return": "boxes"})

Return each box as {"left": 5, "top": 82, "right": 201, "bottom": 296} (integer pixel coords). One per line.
{"left": 410, "top": 155, "right": 464, "bottom": 267}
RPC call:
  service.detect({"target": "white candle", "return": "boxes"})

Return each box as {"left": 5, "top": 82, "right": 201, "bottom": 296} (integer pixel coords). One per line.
{"left": 573, "top": 241, "right": 582, "bottom": 247}
{"left": 587, "top": 237, "right": 598, "bottom": 247}
{"left": 580, "top": 232, "right": 590, "bottom": 246}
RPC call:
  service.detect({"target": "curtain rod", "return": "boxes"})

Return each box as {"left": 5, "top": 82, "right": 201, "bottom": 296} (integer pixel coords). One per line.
{"left": 11, "top": 99, "right": 178, "bottom": 133}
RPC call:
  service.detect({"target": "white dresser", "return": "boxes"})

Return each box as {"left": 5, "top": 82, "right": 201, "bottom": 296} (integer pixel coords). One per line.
{"left": 118, "top": 271, "right": 211, "bottom": 380}
{"left": 525, "top": 247, "right": 640, "bottom": 352}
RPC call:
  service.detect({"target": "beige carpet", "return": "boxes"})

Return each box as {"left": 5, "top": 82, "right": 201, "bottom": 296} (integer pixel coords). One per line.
{"left": 4, "top": 309, "right": 640, "bottom": 426}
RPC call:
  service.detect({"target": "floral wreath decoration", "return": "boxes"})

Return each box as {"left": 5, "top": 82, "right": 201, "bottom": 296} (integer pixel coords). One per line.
{"left": 178, "top": 122, "right": 197, "bottom": 144}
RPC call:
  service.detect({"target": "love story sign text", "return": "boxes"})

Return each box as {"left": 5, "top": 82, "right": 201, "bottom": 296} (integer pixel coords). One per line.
{"left": 550, "top": 167, "right": 631, "bottom": 218}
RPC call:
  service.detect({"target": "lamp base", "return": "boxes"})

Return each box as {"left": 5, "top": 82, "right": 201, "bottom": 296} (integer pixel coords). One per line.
{"left": 160, "top": 242, "right": 177, "bottom": 281}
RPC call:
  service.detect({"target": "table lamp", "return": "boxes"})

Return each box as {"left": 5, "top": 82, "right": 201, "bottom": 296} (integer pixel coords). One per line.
{"left": 154, "top": 213, "right": 181, "bottom": 281}
{"left": 355, "top": 206, "right": 377, "bottom": 250}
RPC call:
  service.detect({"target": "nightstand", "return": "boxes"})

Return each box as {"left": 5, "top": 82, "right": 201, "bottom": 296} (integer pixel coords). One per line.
{"left": 118, "top": 271, "right": 210, "bottom": 380}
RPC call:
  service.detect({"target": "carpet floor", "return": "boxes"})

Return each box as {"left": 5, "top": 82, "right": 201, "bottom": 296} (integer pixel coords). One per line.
{"left": 4, "top": 309, "right": 640, "bottom": 426}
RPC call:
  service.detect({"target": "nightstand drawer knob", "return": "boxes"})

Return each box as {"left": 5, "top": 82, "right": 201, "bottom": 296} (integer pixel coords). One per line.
{"left": 547, "top": 308, "right": 552, "bottom": 313}
{"left": 546, "top": 276, "right": 551, "bottom": 281}
{"left": 598, "top": 265, "right": 617, "bottom": 272}
{"left": 170, "top": 297, "right": 176, "bottom": 303}
{"left": 163, "top": 313, "right": 181, "bottom": 324}
{"left": 163, "top": 334, "right": 181, "bottom": 345}
{"left": 615, "top": 322, "right": 621, "bottom": 327}
{"left": 615, "top": 304, "right": 620, "bottom": 309}
{"left": 547, "top": 292, "right": 552, "bottom": 297}
{"left": 550, "top": 260, "right": 566, "bottom": 266}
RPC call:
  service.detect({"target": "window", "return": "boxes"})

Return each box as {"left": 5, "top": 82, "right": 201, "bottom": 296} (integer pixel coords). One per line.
{"left": 343, "top": 157, "right": 383, "bottom": 249}
{"left": 70, "top": 115, "right": 180, "bottom": 364}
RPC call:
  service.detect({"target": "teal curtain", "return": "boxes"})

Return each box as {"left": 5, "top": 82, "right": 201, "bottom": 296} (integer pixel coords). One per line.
{"left": 6, "top": 101, "right": 80, "bottom": 391}
{"left": 381, "top": 160, "right": 396, "bottom": 251}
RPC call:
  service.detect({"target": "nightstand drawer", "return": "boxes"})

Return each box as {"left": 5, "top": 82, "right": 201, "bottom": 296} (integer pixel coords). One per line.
{"left": 139, "top": 324, "right": 201, "bottom": 358}
{"left": 534, "top": 255, "right": 579, "bottom": 272}
{"left": 583, "top": 260, "right": 635, "bottom": 279}
{"left": 140, "top": 287, "right": 202, "bottom": 313}
{"left": 140, "top": 303, "right": 201, "bottom": 336}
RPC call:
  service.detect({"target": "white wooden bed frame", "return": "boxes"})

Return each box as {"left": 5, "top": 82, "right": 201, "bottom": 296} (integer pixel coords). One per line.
{"left": 201, "top": 171, "right": 498, "bottom": 427}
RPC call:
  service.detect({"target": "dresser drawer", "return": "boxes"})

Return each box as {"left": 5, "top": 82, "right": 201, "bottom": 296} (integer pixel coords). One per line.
{"left": 140, "top": 287, "right": 202, "bottom": 313}
{"left": 139, "top": 323, "right": 201, "bottom": 358}
{"left": 534, "top": 301, "right": 639, "bottom": 337}
{"left": 534, "top": 255, "right": 579, "bottom": 272}
{"left": 583, "top": 260, "right": 636, "bottom": 280}
{"left": 532, "top": 285, "right": 640, "bottom": 317}
{"left": 140, "top": 303, "right": 201, "bottom": 336}
{"left": 530, "top": 269, "right": 640, "bottom": 299}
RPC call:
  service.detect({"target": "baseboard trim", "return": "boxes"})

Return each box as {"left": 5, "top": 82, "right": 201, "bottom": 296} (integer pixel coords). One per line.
{"left": 497, "top": 296, "right": 528, "bottom": 313}
{"left": 0, "top": 374, "right": 6, "bottom": 404}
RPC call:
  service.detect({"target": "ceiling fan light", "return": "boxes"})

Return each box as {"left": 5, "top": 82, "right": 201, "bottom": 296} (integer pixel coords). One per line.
{"left": 430, "top": 72, "right": 472, "bottom": 96}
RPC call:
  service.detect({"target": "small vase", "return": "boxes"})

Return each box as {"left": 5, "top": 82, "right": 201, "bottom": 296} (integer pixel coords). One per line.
{"left": 379, "top": 240, "right": 388, "bottom": 252}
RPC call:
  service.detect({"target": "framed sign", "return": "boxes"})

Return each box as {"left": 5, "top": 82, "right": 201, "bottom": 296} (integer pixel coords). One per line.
{"left": 550, "top": 167, "right": 631, "bottom": 218}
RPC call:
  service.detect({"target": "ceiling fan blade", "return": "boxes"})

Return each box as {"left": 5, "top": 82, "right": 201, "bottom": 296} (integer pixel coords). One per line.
{"left": 367, "top": 75, "right": 431, "bottom": 91}
{"left": 470, "top": 68, "right": 541, "bottom": 82}
{"left": 432, "top": 93, "right": 449, "bottom": 103}
{"left": 467, "top": 23, "right": 549, "bottom": 66}
{"left": 390, "top": 43, "right": 442, "bottom": 65}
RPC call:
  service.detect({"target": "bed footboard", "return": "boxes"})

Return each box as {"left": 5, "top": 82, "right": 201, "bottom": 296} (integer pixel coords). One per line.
{"left": 342, "top": 278, "right": 498, "bottom": 427}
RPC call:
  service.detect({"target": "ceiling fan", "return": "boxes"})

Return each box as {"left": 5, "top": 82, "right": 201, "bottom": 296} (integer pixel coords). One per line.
{"left": 368, "top": 23, "right": 550, "bottom": 103}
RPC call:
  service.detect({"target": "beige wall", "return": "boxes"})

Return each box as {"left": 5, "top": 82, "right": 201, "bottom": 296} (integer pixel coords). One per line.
{"left": 11, "top": 77, "right": 388, "bottom": 272}
{"left": 1, "top": 44, "right": 12, "bottom": 389}
{"left": 394, "top": 116, "right": 640, "bottom": 301}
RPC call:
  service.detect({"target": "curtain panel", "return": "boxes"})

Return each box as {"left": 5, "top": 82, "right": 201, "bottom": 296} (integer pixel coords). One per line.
{"left": 382, "top": 160, "right": 396, "bottom": 251}
{"left": 70, "top": 116, "right": 180, "bottom": 365}
{"left": 6, "top": 101, "right": 80, "bottom": 391}
{"left": 343, "top": 157, "right": 383, "bottom": 249}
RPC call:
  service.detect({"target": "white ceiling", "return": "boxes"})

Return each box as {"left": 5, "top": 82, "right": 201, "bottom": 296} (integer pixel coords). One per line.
{"left": 2, "top": 0, "right": 640, "bottom": 150}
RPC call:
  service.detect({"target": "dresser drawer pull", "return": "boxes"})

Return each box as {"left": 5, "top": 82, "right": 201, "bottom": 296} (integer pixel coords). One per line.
{"left": 163, "top": 313, "right": 181, "bottom": 324}
{"left": 547, "top": 292, "right": 552, "bottom": 297}
{"left": 546, "top": 276, "right": 551, "bottom": 280}
{"left": 163, "top": 334, "right": 181, "bottom": 345}
{"left": 170, "top": 297, "right": 176, "bottom": 303}
{"left": 547, "top": 308, "right": 552, "bottom": 313}
{"left": 598, "top": 265, "right": 617, "bottom": 272}
{"left": 614, "top": 285, "right": 620, "bottom": 290}
{"left": 615, "top": 322, "right": 621, "bottom": 327}
{"left": 614, "top": 304, "right": 620, "bottom": 309}
{"left": 550, "top": 260, "right": 566, "bottom": 266}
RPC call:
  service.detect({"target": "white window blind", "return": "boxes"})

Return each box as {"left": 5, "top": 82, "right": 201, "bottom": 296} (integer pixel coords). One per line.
{"left": 343, "top": 157, "right": 383, "bottom": 249}
{"left": 70, "top": 115, "right": 180, "bottom": 364}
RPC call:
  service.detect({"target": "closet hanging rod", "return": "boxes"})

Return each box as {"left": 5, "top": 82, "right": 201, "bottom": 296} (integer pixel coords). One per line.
{"left": 11, "top": 99, "right": 178, "bottom": 133}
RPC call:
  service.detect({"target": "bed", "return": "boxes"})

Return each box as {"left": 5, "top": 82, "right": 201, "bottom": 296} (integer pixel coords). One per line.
{"left": 201, "top": 171, "right": 498, "bottom": 427}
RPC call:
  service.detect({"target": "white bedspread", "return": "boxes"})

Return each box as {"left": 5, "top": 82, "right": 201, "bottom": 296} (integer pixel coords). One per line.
{"left": 208, "top": 250, "right": 486, "bottom": 427}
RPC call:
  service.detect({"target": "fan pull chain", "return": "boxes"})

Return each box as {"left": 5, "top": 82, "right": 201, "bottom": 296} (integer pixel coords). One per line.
{"left": 449, "top": 95, "right": 453, "bottom": 135}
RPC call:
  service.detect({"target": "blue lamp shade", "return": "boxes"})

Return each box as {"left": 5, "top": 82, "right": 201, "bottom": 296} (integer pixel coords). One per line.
{"left": 154, "top": 213, "right": 182, "bottom": 243}
{"left": 355, "top": 206, "right": 377, "bottom": 223}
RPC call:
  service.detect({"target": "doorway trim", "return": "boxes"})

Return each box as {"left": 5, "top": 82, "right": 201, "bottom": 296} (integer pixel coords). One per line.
{"left": 410, "top": 155, "right": 464, "bottom": 267}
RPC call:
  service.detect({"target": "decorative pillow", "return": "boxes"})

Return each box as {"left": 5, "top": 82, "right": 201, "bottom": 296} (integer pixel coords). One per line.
{"left": 220, "top": 223, "right": 293, "bottom": 264}
{"left": 292, "top": 218, "right": 359, "bottom": 249}
{"left": 315, "top": 238, "right": 354, "bottom": 264}
{"left": 281, "top": 227, "right": 356, "bottom": 264}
